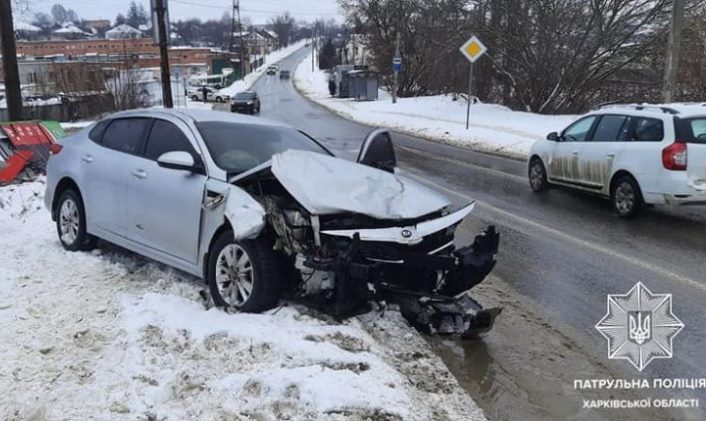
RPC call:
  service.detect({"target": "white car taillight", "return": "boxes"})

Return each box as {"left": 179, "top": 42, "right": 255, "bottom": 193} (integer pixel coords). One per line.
{"left": 662, "top": 142, "right": 687, "bottom": 171}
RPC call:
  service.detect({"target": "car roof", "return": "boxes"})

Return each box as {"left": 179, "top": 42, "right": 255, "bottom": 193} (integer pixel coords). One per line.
{"left": 106, "top": 108, "right": 289, "bottom": 128}
{"left": 592, "top": 103, "right": 706, "bottom": 119}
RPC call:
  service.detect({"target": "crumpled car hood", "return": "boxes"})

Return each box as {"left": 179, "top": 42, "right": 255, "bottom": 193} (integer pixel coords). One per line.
{"left": 270, "top": 150, "right": 451, "bottom": 219}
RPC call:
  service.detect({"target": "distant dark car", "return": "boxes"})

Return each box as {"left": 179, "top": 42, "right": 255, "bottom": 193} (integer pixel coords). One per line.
{"left": 279, "top": 70, "right": 291, "bottom": 80}
{"left": 230, "top": 91, "right": 260, "bottom": 114}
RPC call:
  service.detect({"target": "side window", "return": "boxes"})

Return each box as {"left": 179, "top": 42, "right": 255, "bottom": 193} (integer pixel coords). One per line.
{"left": 88, "top": 120, "right": 110, "bottom": 143}
{"left": 144, "top": 119, "right": 196, "bottom": 161}
{"left": 563, "top": 116, "right": 597, "bottom": 142}
{"left": 590, "top": 115, "right": 630, "bottom": 142}
{"left": 689, "top": 119, "right": 706, "bottom": 143}
{"left": 631, "top": 118, "right": 664, "bottom": 142}
{"left": 101, "top": 118, "right": 151, "bottom": 155}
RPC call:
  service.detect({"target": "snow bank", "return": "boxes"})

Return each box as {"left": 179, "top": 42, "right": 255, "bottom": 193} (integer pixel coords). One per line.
{"left": 294, "top": 52, "right": 576, "bottom": 159}
{"left": 219, "top": 40, "right": 307, "bottom": 97}
{"left": 0, "top": 180, "right": 486, "bottom": 420}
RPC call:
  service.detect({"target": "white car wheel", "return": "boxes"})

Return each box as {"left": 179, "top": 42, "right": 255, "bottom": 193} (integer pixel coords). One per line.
{"left": 215, "top": 244, "right": 254, "bottom": 307}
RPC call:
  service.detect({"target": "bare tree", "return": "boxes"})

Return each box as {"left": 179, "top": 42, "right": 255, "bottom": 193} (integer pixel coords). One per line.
{"left": 268, "top": 12, "right": 297, "bottom": 46}
{"left": 340, "top": 0, "right": 675, "bottom": 113}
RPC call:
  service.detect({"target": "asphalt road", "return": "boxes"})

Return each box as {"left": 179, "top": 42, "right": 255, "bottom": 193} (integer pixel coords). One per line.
{"left": 220, "top": 48, "right": 706, "bottom": 420}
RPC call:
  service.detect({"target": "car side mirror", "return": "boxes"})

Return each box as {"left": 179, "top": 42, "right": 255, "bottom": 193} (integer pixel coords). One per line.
{"left": 157, "top": 151, "right": 198, "bottom": 172}
{"left": 547, "top": 131, "right": 560, "bottom": 141}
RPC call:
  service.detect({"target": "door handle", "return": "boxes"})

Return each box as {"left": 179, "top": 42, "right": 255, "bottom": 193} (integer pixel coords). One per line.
{"left": 606, "top": 152, "right": 616, "bottom": 158}
{"left": 572, "top": 151, "right": 579, "bottom": 155}
{"left": 131, "top": 169, "right": 147, "bottom": 179}
{"left": 81, "top": 154, "right": 93, "bottom": 163}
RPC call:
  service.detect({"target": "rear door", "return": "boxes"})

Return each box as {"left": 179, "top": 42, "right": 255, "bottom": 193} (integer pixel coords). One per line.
{"left": 82, "top": 118, "right": 151, "bottom": 236}
{"left": 125, "top": 117, "right": 207, "bottom": 263}
{"left": 578, "top": 114, "right": 631, "bottom": 190}
{"left": 548, "top": 115, "right": 597, "bottom": 183}
{"left": 681, "top": 117, "right": 706, "bottom": 190}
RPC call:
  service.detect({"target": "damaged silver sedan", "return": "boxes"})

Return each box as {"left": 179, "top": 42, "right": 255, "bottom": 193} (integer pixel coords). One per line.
{"left": 45, "top": 109, "right": 501, "bottom": 337}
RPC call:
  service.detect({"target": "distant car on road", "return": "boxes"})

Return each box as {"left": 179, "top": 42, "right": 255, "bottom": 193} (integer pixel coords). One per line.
{"left": 279, "top": 70, "right": 291, "bottom": 80}
{"left": 231, "top": 91, "right": 260, "bottom": 114}
{"left": 266, "top": 66, "right": 277, "bottom": 75}
{"left": 528, "top": 103, "right": 706, "bottom": 218}
{"left": 187, "top": 86, "right": 229, "bottom": 103}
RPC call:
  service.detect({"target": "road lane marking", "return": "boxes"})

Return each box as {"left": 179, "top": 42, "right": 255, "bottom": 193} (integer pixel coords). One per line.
{"left": 403, "top": 171, "right": 706, "bottom": 293}
{"left": 397, "top": 144, "right": 527, "bottom": 183}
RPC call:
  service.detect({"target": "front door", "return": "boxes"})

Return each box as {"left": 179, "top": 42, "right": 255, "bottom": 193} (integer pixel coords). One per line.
{"left": 125, "top": 118, "right": 206, "bottom": 263}
{"left": 548, "top": 115, "right": 597, "bottom": 184}
{"left": 357, "top": 128, "right": 397, "bottom": 173}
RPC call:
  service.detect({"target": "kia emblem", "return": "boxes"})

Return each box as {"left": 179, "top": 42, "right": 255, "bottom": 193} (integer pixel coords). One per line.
{"left": 401, "top": 229, "right": 413, "bottom": 238}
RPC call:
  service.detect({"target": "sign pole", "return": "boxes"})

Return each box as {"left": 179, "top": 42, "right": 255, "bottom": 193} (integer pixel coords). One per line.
{"left": 466, "top": 62, "right": 474, "bottom": 130}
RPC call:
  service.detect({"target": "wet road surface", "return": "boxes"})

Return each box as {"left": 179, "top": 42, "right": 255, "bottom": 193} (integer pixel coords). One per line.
{"left": 217, "top": 48, "right": 706, "bottom": 420}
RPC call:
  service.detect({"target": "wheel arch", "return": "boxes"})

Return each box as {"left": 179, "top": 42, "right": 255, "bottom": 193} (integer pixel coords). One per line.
{"left": 202, "top": 218, "right": 233, "bottom": 280}
{"left": 609, "top": 169, "right": 642, "bottom": 196}
{"left": 52, "top": 177, "right": 82, "bottom": 220}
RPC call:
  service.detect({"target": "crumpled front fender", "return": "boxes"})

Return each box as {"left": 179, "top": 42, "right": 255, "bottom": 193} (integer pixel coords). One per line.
{"left": 222, "top": 185, "right": 267, "bottom": 241}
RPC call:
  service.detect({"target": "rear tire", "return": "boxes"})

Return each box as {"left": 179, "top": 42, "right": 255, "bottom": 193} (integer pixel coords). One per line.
{"left": 207, "top": 231, "right": 281, "bottom": 312}
{"left": 191, "top": 95, "right": 199, "bottom": 101}
{"left": 528, "top": 157, "right": 549, "bottom": 192}
{"left": 611, "top": 175, "right": 643, "bottom": 218}
{"left": 55, "top": 189, "right": 97, "bottom": 251}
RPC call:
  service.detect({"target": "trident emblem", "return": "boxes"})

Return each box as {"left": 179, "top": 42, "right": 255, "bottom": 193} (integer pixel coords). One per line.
{"left": 628, "top": 311, "right": 651, "bottom": 345}
{"left": 596, "top": 282, "right": 684, "bottom": 371}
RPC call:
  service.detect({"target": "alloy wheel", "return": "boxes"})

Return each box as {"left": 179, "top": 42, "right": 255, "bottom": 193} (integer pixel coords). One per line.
{"left": 614, "top": 182, "right": 635, "bottom": 215}
{"left": 215, "top": 244, "right": 254, "bottom": 307}
{"left": 59, "top": 198, "right": 80, "bottom": 245}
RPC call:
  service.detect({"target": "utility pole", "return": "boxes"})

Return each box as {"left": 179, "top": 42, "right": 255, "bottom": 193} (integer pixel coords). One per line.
{"left": 233, "top": 0, "right": 247, "bottom": 79}
{"left": 662, "top": 0, "right": 685, "bottom": 103}
{"left": 155, "top": 0, "right": 173, "bottom": 108}
{"left": 311, "top": 27, "right": 315, "bottom": 72}
{"left": 0, "top": 0, "right": 23, "bottom": 120}
{"left": 392, "top": 31, "right": 400, "bottom": 104}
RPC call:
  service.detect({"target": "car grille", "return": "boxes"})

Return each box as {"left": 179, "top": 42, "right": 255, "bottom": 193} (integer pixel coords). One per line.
{"left": 358, "top": 229, "right": 453, "bottom": 262}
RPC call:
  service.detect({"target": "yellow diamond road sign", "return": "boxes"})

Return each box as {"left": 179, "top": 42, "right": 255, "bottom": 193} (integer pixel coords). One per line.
{"left": 460, "top": 35, "right": 487, "bottom": 63}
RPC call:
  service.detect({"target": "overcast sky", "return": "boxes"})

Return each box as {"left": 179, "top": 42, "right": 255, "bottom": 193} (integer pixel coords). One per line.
{"left": 19, "top": 0, "right": 342, "bottom": 25}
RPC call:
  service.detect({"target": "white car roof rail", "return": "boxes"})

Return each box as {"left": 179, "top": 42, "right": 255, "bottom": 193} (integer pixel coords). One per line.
{"left": 594, "top": 103, "right": 680, "bottom": 115}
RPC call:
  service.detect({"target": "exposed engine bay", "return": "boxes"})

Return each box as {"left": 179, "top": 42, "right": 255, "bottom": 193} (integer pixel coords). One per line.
{"left": 224, "top": 130, "right": 502, "bottom": 337}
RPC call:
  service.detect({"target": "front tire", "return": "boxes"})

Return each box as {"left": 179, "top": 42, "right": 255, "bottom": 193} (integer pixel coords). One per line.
{"left": 528, "top": 157, "right": 549, "bottom": 192}
{"left": 207, "top": 231, "right": 281, "bottom": 312}
{"left": 191, "top": 95, "right": 199, "bottom": 101}
{"left": 611, "top": 175, "right": 643, "bottom": 218}
{"left": 55, "top": 189, "right": 96, "bottom": 251}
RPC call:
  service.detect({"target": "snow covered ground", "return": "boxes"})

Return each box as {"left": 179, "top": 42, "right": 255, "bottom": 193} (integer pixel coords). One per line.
{"left": 0, "top": 179, "right": 486, "bottom": 421}
{"left": 219, "top": 41, "right": 308, "bottom": 97}
{"left": 293, "top": 52, "right": 577, "bottom": 160}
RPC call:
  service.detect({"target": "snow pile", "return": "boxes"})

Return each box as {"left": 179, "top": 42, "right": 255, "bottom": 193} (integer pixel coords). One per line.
{"left": 0, "top": 180, "right": 486, "bottom": 420}
{"left": 294, "top": 52, "right": 576, "bottom": 159}
{"left": 219, "top": 40, "right": 307, "bottom": 97}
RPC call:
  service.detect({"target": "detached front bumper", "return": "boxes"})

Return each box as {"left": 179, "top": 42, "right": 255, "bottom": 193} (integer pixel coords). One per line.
{"left": 315, "top": 208, "right": 501, "bottom": 337}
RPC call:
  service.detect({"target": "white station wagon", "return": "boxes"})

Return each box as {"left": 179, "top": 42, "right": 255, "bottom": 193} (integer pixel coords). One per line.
{"left": 528, "top": 104, "right": 706, "bottom": 217}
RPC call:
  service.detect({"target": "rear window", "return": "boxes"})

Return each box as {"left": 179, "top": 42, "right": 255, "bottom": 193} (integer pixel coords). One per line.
{"left": 196, "top": 122, "right": 330, "bottom": 175}
{"left": 88, "top": 120, "right": 110, "bottom": 143}
{"left": 101, "top": 118, "right": 151, "bottom": 155}
{"left": 235, "top": 92, "right": 254, "bottom": 100}
{"left": 631, "top": 117, "right": 663, "bottom": 142}
{"left": 677, "top": 117, "right": 706, "bottom": 144}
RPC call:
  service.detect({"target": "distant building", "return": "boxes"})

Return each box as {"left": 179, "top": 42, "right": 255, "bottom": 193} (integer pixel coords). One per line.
{"left": 52, "top": 23, "right": 92, "bottom": 40}
{"left": 106, "top": 24, "right": 143, "bottom": 40}
{"left": 342, "top": 34, "right": 371, "bottom": 66}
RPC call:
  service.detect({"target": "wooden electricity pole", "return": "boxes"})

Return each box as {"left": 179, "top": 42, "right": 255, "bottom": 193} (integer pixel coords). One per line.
{"left": 0, "top": 0, "right": 23, "bottom": 120}
{"left": 662, "top": 0, "right": 685, "bottom": 103}
{"left": 155, "top": 0, "right": 173, "bottom": 108}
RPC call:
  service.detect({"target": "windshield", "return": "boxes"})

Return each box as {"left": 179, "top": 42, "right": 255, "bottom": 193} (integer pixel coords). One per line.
{"left": 234, "top": 92, "right": 254, "bottom": 100}
{"left": 196, "top": 121, "right": 330, "bottom": 175}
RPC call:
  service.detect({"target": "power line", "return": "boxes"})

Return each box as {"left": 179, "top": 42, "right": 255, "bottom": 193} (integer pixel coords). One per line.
{"left": 169, "top": 0, "right": 339, "bottom": 16}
